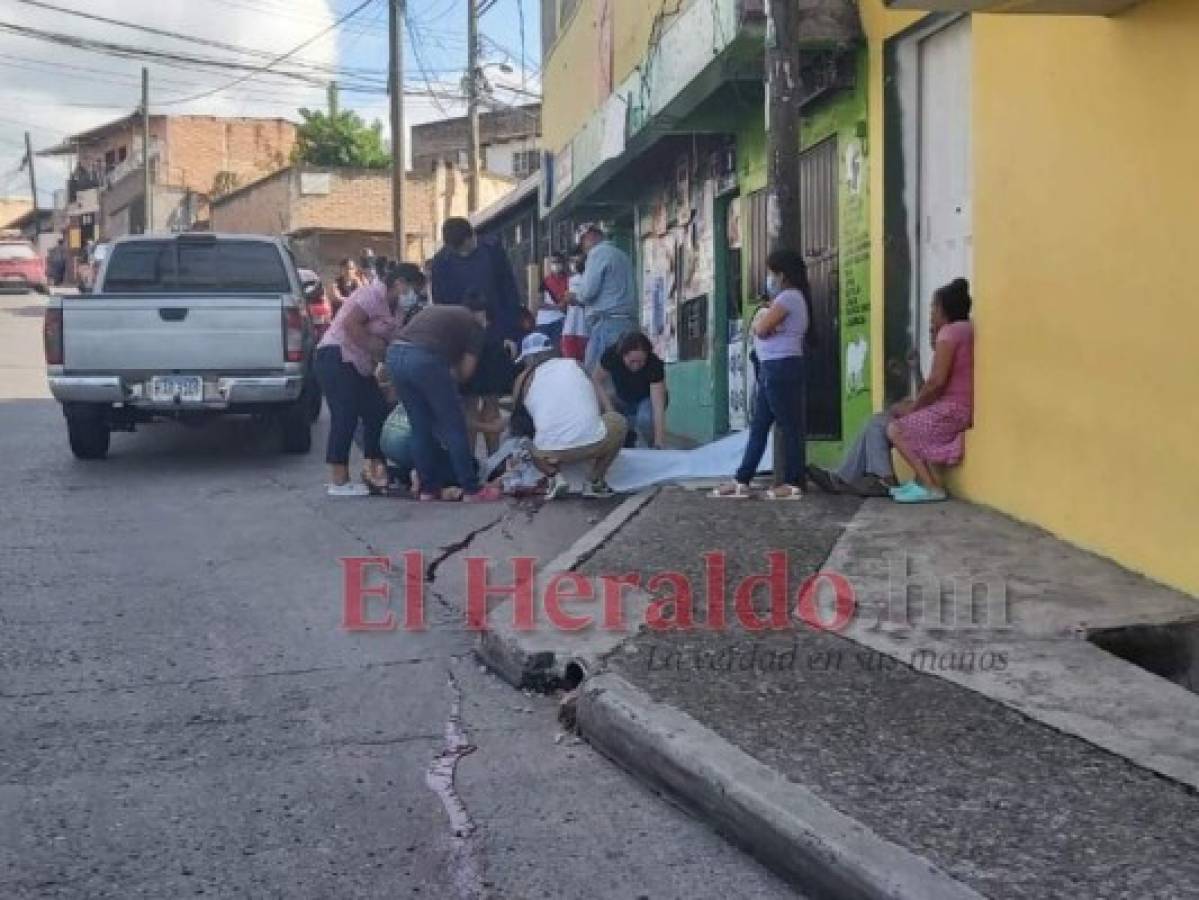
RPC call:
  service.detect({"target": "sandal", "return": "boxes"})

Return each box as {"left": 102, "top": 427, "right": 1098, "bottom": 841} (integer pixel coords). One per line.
{"left": 464, "top": 484, "right": 504, "bottom": 503}
{"left": 418, "top": 487, "right": 464, "bottom": 502}
{"left": 764, "top": 485, "right": 804, "bottom": 501}
{"left": 710, "top": 482, "right": 753, "bottom": 499}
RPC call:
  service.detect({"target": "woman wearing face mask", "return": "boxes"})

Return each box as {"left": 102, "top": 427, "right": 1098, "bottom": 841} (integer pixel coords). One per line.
{"left": 333, "top": 258, "right": 361, "bottom": 315}
{"left": 316, "top": 263, "right": 412, "bottom": 496}
{"left": 536, "top": 253, "right": 570, "bottom": 347}
{"left": 713, "top": 249, "right": 812, "bottom": 500}
{"left": 396, "top": 264, "right": 427, "bottom": 325}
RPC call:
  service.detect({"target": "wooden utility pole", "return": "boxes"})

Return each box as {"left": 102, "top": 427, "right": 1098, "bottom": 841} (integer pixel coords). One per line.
{"left": 388, "top": 0, "right": 407, "bottom": 260}
{"left": 765, "top": 1, "right": 802, "bottom": 254}
{"left": 142, "top": 67, "right": 153, "bottom": 233}
{"left": 466, "top": 0, "right": 481, "bottom": 213}
{"left": 23, "top": 132, "right": 39, "bottom": 231}
{"left": 765, "top": 0, "right": 803, "bottom": 485}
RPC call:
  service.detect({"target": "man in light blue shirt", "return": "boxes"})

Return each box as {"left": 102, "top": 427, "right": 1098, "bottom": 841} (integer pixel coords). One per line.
{"left": 571, "top": 226, "right": 638, "bottom": 372}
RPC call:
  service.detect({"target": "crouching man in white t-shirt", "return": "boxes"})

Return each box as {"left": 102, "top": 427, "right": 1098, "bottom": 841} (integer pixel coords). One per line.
{"left": 511, "top": 332, "right": 628, "bottom": 498}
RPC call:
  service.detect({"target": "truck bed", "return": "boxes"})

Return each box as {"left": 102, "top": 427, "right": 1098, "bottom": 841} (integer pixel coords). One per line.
{"left": 61, "top": 293, "right": 287, "bottom": 373}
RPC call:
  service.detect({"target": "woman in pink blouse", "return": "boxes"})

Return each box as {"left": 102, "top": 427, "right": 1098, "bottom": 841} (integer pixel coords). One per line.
{"left": 315, "top": 264, "right": 419, "bottom": 497}
{"left": 886, "top": 278, "right": 975, "bottom": 504}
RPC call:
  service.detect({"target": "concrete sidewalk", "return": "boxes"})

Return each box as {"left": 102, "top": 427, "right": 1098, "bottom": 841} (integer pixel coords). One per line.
{"left": 480, "top": 489, "right": 1199, "bottom": 898}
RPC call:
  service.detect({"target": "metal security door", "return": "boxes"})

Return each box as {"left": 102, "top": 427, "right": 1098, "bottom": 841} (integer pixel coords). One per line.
{"left": 917, "top": 17, "right": 973, "bottom": 370}
{"left": 800, "top": 137, "right": 842, "bottom": 440}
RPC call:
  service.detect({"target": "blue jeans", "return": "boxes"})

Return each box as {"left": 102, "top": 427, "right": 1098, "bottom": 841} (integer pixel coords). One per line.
{"left": 536, "top": 318, "right": 565, "bottom": 347}
{"left": 314, "top": 346, "right": 388, "bottom": 466}
{"left": 584, "top": 316, "right": 635, "bottom": 373}
{"left": 615, "top": 396, "right": 654, "bottom": 447}
{"left": 736, "top": 356, "right": 807, "bottom": 487}
{"left": 386, "top": 343, "right": 480, "bottom": 494}
{"left": 379, "top": 427, "right": 458, "bottom": 488}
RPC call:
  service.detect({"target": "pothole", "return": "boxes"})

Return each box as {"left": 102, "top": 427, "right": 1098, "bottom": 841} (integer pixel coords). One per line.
{"left": 1089, "top": 619, "right": 1199, "bottom": 695}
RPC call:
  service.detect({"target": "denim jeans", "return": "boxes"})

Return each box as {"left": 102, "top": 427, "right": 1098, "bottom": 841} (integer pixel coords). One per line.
{"left": 386, "top": 343, "right": 480, "bottom": 494}
{"left": 536, "top": 317, "right": 565, "bottom": 347}
{"left": 614, "top": 396, "right": 654, "bottom": 447}
{"left": 735, "top": 356, "right": 807, "bottom": 487}
{"left": 379, "top": 425, "right": 458, "bottom": 488}
{"left": 583, "top": 316, "right": 635, "bottom": 373}
{"left": 314, "top": 345, "right": 388, "bottom": 466}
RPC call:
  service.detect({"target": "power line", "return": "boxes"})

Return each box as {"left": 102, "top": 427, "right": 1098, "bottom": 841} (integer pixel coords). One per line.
{"left": 154, "top": 0, "right": 379, "bottom": 105}
{"left": 0, "top": 19, "right": 384, "bottom": 92}
{"left": 0, "top": 19, "right": 388, "bottom": 93}
{"left": 14, "top": 0, "right": 381, "bottom": 79}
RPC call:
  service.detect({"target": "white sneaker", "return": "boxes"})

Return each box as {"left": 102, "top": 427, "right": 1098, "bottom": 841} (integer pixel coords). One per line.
{"left": 327, "top": 481, "right": 370, "bottom": 498}
{"left": 545, "top": 473, "right": 569, "bottom": 500}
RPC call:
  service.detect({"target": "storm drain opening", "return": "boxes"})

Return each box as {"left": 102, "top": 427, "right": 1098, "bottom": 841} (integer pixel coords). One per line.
{"left": 562, "top": 660, "right": 587, "bottom": 691}
{"left": 1088, "top": 619, "right": 1199, "bottom": 695}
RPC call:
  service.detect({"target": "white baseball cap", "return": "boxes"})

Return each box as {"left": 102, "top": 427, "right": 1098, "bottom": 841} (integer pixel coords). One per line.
{"left": 515, "top": 331, "right": 554, "bottom": 363}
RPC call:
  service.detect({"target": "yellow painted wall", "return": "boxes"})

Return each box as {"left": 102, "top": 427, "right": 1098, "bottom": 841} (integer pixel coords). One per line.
{"left": 861, "top": 0, "right": 1199, "bottom": 596}
{"left": 541, "top": 0, "right": 669, "bottom": 154}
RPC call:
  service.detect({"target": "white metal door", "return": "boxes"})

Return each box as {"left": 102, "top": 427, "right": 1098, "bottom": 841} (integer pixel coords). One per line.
{"left": 917, "top": 18, "right": 972, "bottom": 370}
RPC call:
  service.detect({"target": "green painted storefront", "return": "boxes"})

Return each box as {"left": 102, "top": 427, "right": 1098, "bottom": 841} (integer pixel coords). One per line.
{"left": 627, "top": 50, "right": 874, "bottom": 462}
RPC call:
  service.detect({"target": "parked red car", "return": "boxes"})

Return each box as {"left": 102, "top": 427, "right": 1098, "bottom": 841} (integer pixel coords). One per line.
{"left": 0, "top": 238, "right": 48, "bottom": 294}
{"left": 298, "top": 268, "right": 333, "bottom": 341}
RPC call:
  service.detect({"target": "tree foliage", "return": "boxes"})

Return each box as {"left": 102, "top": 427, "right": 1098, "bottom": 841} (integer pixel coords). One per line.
{"left": 292, "top": 107, "right": 391, "bottom": 169}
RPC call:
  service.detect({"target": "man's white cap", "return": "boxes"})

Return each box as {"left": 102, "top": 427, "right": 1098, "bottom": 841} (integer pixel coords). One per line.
{"left": 515, "top": 331, "right": 553, "bottom": 363}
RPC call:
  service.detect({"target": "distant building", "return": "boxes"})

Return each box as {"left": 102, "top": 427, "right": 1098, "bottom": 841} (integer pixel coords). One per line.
{"left": 210, "top": 164, "right": 515, "bottom": 281}
{"left": 39, "top": 113, "right": 297, "bottom": 247}
{"left": 0, "top": 198, "right": 32, "bottom": 230}
{"left": 411, "top": 104, "right": 541, "bottom": 180}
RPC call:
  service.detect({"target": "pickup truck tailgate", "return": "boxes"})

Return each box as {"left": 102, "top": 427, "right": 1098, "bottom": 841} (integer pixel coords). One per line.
{"left": 62, "top": 295, "right": 285, "bottom": 372}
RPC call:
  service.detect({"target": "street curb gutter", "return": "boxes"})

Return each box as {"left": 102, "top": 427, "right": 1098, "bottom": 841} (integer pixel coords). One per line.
{"left": 475, "top": 490, "right": 658, "bottom": 690}
{"left": 577, "top": 672, "right": 987, "bottom": 900}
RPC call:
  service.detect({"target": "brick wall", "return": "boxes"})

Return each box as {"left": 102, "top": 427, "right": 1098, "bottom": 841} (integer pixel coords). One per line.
{"left": 209, "top": 169, "right": 294, "bottom": 234}
{"left": 411, "top": 104, "right": 541, "bottom": 172}
{"left": 210, "top": 164, "right": 518, "bottom": 262}
{"left": 292, "top": 168, "right": 392, "bottom": 232}
{"left": 164, "top": 118, "right": 296, "bottom": 198}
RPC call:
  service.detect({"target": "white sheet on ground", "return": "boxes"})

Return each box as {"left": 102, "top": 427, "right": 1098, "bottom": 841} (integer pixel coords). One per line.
{"left": 561, "top": 431, "right": 772, "bottom": 493}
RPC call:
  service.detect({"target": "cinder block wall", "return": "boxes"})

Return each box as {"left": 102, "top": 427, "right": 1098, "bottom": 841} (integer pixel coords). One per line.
{"left": 209, "top": 169, "right": 293, "bottom": 235}
{"left": 164, "top": 118, "right": 296, "bottom": 198}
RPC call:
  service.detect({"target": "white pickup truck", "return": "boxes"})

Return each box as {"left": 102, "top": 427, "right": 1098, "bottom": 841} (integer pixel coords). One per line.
{"left": 45, "top": 233, "right": 318, "bottom": 460}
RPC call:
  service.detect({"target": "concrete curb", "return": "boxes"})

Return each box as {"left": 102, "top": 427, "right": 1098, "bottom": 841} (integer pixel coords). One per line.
{"left": 577, "top": 672, "right": 986, "bottom": 900}
{"left": 475, "top": 489, "right": 657, "bottom": 690}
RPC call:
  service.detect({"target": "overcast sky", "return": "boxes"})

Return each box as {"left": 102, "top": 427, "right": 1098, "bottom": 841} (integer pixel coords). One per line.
{"left": 0, "top": 0, "right": 541, "bottom": 206}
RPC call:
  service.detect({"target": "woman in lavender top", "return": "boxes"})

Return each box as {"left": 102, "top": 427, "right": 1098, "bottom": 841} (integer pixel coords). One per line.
{"left": 713, "top": 249, "right": 812, "bottom": 499}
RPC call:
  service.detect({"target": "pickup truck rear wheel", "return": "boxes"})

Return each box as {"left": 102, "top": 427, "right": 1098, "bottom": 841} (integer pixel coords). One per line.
{"left": 279, "top": 401, "right": 312, "bottom": 454}
{"left": 66, "top": 406, "right": 111, "bottom": 460}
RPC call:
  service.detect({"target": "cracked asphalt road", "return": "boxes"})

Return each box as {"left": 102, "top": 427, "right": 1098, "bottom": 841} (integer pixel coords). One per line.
{"left": 0, "top": 292, "right": 797, "bottom": 899}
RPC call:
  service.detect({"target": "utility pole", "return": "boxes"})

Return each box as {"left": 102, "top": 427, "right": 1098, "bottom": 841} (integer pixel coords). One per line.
{"left": 23, "top": 132, "right": 39, "bottom": 232}
{"left": 388, "top": 0, "right": 406, "bottom": 260}
{"left": 765, "top": 0, "right": 802, "bottom": 486}
{"left": 765, "top": 1, "right": 802, "bottom": 255}
{"left": 142, "top": 67, "right": 153, "bottom": 234}
{"left": 466, "top": 0, "right": 481, "bottom": 213}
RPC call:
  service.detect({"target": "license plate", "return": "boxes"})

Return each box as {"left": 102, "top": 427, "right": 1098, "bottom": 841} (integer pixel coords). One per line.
{"left": 149, "top": 375, "right": 204, "bottom": 403}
